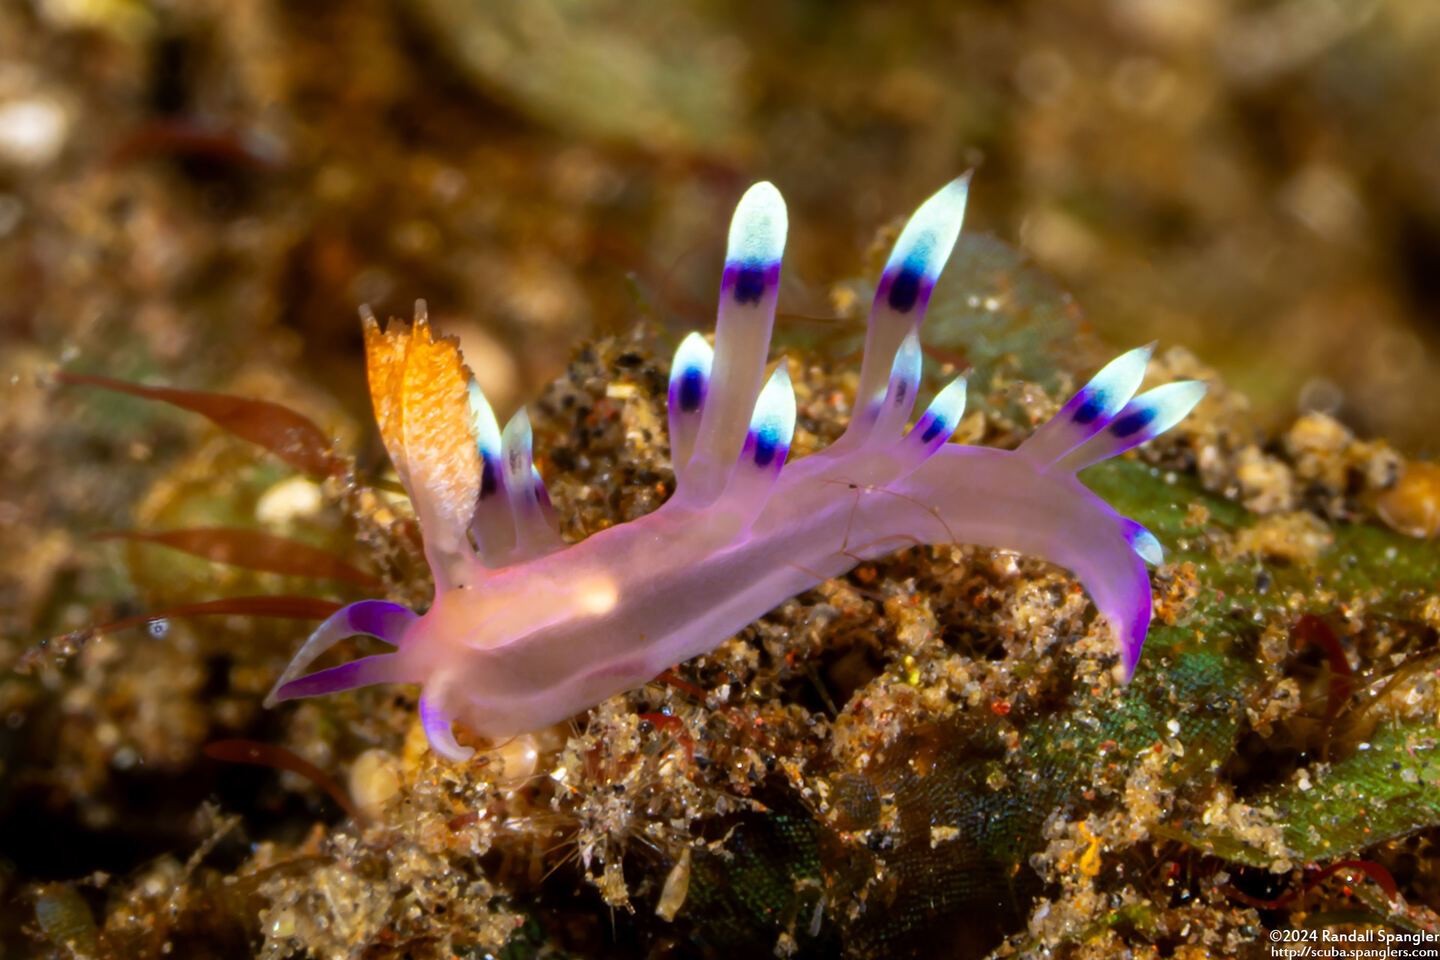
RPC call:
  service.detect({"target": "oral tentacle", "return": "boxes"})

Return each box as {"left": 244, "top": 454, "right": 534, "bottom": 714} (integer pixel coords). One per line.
{"left": 264, "top": 600, "right": 417, "bottom": 708}
{"left": 272, "top": 652, "right": 405, "bottom": 701}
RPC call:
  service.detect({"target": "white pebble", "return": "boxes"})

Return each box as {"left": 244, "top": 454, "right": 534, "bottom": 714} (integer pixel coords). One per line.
{"left": 348, "top": 748, "right": 400, "bottom": 818}
{"left": 0, "top": 98, "right": 69, "bottom": 167}
{"left": 255, "top": 476, "right": 324, "bottom": 525}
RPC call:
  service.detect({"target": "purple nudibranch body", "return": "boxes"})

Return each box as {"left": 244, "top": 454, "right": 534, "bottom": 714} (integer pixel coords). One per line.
{"left": 266, "top": 177, "right": 1207, "bottom": 762}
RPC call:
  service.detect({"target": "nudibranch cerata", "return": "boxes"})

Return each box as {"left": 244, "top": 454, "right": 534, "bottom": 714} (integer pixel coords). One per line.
{"left": 265, "top": 176, "right": 1207, "bottom": 761}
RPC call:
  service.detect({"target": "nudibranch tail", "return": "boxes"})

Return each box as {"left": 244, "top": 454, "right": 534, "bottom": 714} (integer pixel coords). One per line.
{"left": 263, "top": 600, "right": 416, "bottom": 707}
{"left": 979, "top": 349, "right": 1202, "bottom": 676}
{"left": 981, "top": 362, "right": 1202, "bottom": 675}
{"left": 1076, "top": 537, "right": 1154, "bottom": 681}
{"left": 680, "top": 181, "right": 787, "bottom": 503}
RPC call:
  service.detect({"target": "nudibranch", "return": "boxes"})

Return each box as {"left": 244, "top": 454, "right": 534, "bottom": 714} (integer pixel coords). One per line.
{"left": 265, "top": 177, "right": 1206, "bottom": 762}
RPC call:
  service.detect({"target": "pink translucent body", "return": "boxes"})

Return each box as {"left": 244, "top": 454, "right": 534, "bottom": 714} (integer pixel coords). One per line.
{"left": 267, "top": 178, "right": 1204, "bottom": 761}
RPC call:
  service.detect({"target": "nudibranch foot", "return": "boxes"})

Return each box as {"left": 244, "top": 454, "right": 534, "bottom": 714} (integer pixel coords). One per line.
{"left": 268, "top": 174, "right": 1206, "bottom": 756}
